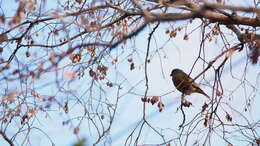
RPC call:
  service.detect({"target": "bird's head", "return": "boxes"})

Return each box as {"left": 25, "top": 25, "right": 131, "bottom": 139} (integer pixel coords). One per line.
{"left": 170, "top": 68, "right": 183, "bottom": 77}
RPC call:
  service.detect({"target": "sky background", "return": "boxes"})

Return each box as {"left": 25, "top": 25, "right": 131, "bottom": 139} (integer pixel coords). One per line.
{"left": 0, "top": 0, "right": 259, "bottom": 146}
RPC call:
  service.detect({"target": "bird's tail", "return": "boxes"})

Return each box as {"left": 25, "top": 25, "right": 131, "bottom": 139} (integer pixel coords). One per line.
{"left": 201, "top": 91, "right": 211, "bottom": 99}
{"left": 195, "top": 87, "right": 211, "bottom": 99}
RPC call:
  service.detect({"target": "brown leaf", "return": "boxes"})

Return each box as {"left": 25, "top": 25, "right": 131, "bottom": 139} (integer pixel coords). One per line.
{"left": 157, "top": 102, "right": 164, "bottom": 108}
{"left": 225, "top": 113, "right": 232, "bottom": 122}
{"left": 226, "top": 48, "right": 234, "bottom": 57}
{"left": 100, "top": 115, "right": 105, "bottom": 120}
{"left": 141, "top": 97, "right": 147, "bottom": 102}
{"left": 28, "top": 109, "right": 37, "bottom": 117}
{"left": 4, "top": 91, "right": 17, "bottom": 102}
{"left": 203, "top": 118, "right": 208, "bottom": 127}
{"left": 165, "top": 29, "right": 170, "bottom": 34}
{"left": 0, "top": 33, "right": 8, "bottom": 43}
{"left": 31, "top": 91, "right": 42, "bottom": 99}
{"left": 177, "top": 27, "right": 182, "bottom": 31}
{"left": 64, "top": 69, "right": 77, "bottom": 79}
{"left": 89, "top": 69, "right": 96, "bottom": 78}
{"left": 202, "top": 103, "right": 208, "bottom": 112}
{"left": 127, "top": 58, "right": 133, "bottom": 62}
{"left": 29, "top": 71, "right": 35, "bottom": 79}
{"left": 112, "top": 59, "right": 117, "bottom": 64}
{"left": 157, "top": 102, "right": 164, "bottom": 112}
{"left": 12, "top": 69, "right": 20, "bottom": 74}
{"left": 49, "top": 53, "right": 57, "bottom": 64}
{"left": 130, "top": 63, "right": 135, "bottom": 70}
{"left": 71, "top": 53, "right": 81, "bottom": 63}
{"left": 90, "top": 21, "right": 97, "bottom": 27}
{"left": 0, "top": 15, "right": 5, "bottom": 23}
{"left": 73, "top": 126, "right": 80, "bottom": 135}
{"left": 183, "top": 34, "right": 189, "bottom": 40}
{"left": 151, "top": 96, "right": 159, "bottom": 105}
{"left": 97, "top": 65, "right": 108, "bottom": 74}
{"left": 182, "top": 100, "right": 192, "bottom": 107}
{"left": 250, "top": 47, "right": 259, "bottom": 64}
{"left": 64, "top": 102, "right": 69, "bottom": 114}
{"left": 21, "top": 114, "right": 28, "bottom": 124}
{"left": 87, "top": 45, "right": 95, "bottom": 52}
{"left": 75, "top": 0, "right": 82, "bottom": 4}
{"left": 106, "top": 82, "right": 113, "bottom": 87}
{"left": 170, "top": 30, "right": 177, "bottom": 38}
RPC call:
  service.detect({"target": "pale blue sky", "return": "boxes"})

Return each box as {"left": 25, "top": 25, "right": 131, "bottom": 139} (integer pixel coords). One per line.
{"left": 0, "top": 0, "right": 259, "bottom": 146}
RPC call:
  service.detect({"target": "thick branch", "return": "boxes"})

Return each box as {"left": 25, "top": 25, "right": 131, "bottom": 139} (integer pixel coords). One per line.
{"left": 0, "top": 131, "right": 14, "bottom": 146}
{"left": 149, "top": 11, "right": 260, "bottom": 27}
{"left": 146, "top": 0, "right": 260, "bottom": 26}
{"left": 226, "top": 25, "right": 260, "bottom": 42}
{"left": 199, "top": 10, "right": 260, "bottom": 26}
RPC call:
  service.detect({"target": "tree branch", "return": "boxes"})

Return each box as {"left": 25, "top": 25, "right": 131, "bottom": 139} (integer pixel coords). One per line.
{"left": 0, "top": 131, "right": 14, "bottom": 146}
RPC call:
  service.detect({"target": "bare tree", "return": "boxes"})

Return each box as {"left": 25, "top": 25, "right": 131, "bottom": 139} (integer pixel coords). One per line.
{"left": 0, "top": 0, "right": 259, "bottom": 145}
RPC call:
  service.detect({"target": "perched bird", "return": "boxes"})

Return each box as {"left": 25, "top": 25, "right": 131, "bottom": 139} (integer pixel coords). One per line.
{"left": 170, "top": 69, "right": 210, "bottom": 99}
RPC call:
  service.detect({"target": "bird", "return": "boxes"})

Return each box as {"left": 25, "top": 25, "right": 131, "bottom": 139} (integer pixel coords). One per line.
{"left": 170, "top": 68, "right": 210, "bottom": 99}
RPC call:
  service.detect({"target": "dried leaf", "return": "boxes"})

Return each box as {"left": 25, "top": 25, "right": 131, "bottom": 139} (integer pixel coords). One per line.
{"left": 177, "top": 27, "right": 182, "bottom": 31}
{"left": 73, "top": 126, "right": 80, "bottom": 135}
{"left": 212, "top": 26, "right": 220, "bottom": 35}
{"left": 130, "top": 63, "right": 135, "bottom": 70}
{"left": 182, "top": 100, "right": 192, "bottom": 107}
{"left": 97, "top": 65, "right": 108, "bottom": 73}
{"left": 21, "top": 114, "right": 28, "bottom": 124}
{"left": 0, "top": 33, "right": 8, "bottom": 43}
{"left": 0, "top": 47, "right": 3, "bottom": 53}
{"left": 64, "top": 70, "right": 77, "bottom": 79}
{"left": 31, "top": 91, "right": 42, "bottom": 99}
{"left": 157, "top": 102, "right": 164, "bottom": 112}
{"left": 28, "top": 109, "right": 37, "bottom": 117}
{"left": 151, "top": 96, "right": 159, "bottom": 105}
{"left": 70, "top": 53, "right": 81, "bottom": 63}
{"left": 141, "top": 97, "right": 147, "bottom": 102}
{"left": 170, "top": 30, "right": 177, "bottom": 38}
{"left": 100, "top": 115, "right": 105, "bottom": 120}
{"left": 226, "top": 48, "right": 234, "bottom": 57}
{"left": 250, "top": 47, "right": 259, "bottom": 64}
{"left": 64, "top": 102, "right": 69, "bottom": 114}
{"left": 112, "top": 59, "right": 117, "bottom": 64}
{"left": 183, "top": 34, "right": 189, "bottom": 40}
{"left": 127, "top": 58, "right": 133, "bottom": 62}
{"left": 225, "top": 113, "right": 232, "bottom": 122}
{"left": 90, "top": 21, "right": 97, "bottom": 27}
{"left": 202, "top": 103, "right": 208, "bottom": 112}
{"left": 75, "top": 0, "right": 82, "bottom": 4}
{"left": 4, "top": 91, "right": 17, "bottom": 102}
{"left": 26, "top": 51, "right": 31, "bottom": 57}
{"left": 106, "top": 82, "right": 113, "bottom": 87}
{"left": 89, "top": 69, "right": 96, "bottom": 78}
{"left": 0, "top": 15, "right": 5, "bottom": 23}
{"left": 87, "top": 45, "right": 95, "bottom": 52}
{"left": 204, "top": 118, "right": 208, "bottom": 127}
